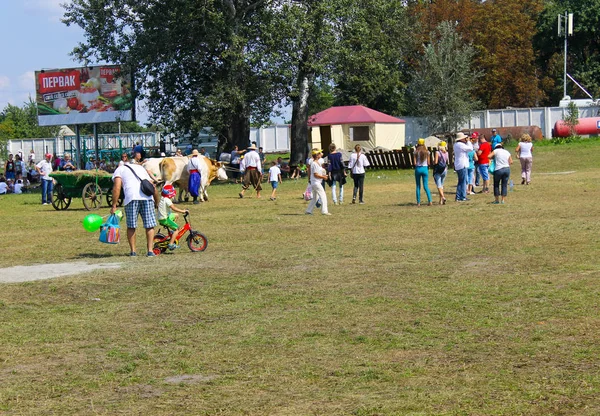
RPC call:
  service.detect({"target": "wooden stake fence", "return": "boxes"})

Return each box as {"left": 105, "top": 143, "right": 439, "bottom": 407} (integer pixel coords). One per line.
{"left": 364, "top": 146, "right": 454, "bottom": 170}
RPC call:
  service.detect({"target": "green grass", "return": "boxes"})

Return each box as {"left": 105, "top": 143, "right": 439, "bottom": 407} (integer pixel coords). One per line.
{"left": 1, "top": 143, "right": 600, "bottom": 415}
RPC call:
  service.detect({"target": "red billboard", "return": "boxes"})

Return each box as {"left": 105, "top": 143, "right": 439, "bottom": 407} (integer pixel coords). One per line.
{"left": 35, "top": 65, "right": 134, "bottom": 126}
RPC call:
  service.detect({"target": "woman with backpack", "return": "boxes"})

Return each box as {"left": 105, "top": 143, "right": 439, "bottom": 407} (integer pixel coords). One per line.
{"left": 433, "top": 141, "right": 449, "bottom": 205}
{"left": 414, "top": 139, "right": 432, "bottom": 206}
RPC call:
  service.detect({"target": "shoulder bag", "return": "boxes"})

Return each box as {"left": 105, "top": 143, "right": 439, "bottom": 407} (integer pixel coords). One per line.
{"left": 124, "top": 164, "right": 155, "bottom": 196}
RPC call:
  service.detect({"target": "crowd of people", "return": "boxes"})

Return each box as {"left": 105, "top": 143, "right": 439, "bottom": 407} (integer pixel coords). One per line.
{"left": 420, "top": 130, "right": 533, "bottom": 206}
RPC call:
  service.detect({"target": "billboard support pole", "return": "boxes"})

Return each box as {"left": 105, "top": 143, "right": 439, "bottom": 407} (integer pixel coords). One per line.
{"left": 76, "top": 125, "right": 82, "bottom": 169}
{"left": 93, "top": 124, "right": 100, "bottom": 167}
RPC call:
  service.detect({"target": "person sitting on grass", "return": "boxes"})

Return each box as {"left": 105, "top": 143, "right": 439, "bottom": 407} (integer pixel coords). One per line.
{"left": 290, "top": 161, "right": 306, "bottom": 179}
{"left": 158, "top": 184, "right": 189, "bottom": 250}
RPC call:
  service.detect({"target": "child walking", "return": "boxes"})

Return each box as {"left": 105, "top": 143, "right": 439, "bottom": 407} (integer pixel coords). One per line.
{"left": 268, "top": 161, "right": 282, "bottom": 200}
{"left": 157, "top": 184, "right": 189, "bottom": 250}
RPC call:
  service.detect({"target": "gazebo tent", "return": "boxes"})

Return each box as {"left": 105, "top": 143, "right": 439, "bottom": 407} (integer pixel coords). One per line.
{"left": 308, "top": 105, "right": 405, "bottom": 154}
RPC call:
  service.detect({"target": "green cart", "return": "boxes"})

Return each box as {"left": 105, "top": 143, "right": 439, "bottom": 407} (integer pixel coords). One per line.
{"left": 49, "top": 171, "right": 123, "bottom": 211}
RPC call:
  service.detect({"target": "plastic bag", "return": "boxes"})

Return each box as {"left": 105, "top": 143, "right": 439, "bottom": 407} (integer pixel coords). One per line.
{"left": 99, "top": 214, "right": 120, "bottom": 244}
{"left": 303, "top": 184, "right": 312, "bottom": 201}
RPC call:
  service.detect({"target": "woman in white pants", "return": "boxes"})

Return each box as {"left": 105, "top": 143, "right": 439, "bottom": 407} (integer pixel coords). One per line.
{"left": 305, "top": 149, "right": 331, "bottom": 216}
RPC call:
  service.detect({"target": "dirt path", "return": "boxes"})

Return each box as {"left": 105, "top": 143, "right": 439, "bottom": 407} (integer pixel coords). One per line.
{"left": 0, "top": 262, "right": 122, "bottom": 284}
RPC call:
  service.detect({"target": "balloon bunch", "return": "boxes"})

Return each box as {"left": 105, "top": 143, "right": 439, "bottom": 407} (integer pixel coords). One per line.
{"left": 82, "top": 210, "right": 123, "bottom": 232}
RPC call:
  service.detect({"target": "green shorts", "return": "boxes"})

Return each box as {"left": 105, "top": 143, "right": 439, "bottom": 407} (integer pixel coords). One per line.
{"left": 159, "top": 213, "right": 178, "bottom": 231}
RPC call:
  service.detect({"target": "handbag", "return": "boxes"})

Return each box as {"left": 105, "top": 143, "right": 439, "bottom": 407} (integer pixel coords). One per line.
{"left": 488, "top": 158, "right": 495, "bottom": 174}
{"left": 124, "top": 164, "right": 155, "bottom": 196}
{"left": 99, "top": 214, "right": 120, "bottom": 244}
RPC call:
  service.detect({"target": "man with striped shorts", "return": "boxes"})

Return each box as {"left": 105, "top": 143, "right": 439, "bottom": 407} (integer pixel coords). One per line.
{"left": 111, "top": 158, "right": 158, "bottom": 257}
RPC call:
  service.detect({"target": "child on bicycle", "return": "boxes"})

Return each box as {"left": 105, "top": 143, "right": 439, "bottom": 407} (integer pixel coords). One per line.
{"left": 158, "top": 184, "right": 188, "bottom": 250}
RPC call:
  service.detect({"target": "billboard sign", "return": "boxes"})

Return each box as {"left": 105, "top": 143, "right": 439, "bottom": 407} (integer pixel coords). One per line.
{"left": 35, "top": 65, "right": 134, "bottom": 126}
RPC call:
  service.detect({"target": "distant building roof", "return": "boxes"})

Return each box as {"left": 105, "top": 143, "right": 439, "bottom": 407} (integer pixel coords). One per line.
{"left": 308, "top": 105, "right": 405, "bottom": 126}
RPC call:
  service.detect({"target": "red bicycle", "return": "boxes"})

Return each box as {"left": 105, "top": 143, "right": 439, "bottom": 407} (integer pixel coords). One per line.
{"left": 152, "top": 212, "right": 208, "bottom": 255}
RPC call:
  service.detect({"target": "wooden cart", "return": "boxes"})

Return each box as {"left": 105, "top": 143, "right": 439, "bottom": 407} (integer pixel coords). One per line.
{"left": 49, "top": 171, "right": 123, "bottom": 211}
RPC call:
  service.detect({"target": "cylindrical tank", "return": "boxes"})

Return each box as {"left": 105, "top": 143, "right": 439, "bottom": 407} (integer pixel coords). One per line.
{"left": 553, "top": 117, "right": 600, "bottom": 137}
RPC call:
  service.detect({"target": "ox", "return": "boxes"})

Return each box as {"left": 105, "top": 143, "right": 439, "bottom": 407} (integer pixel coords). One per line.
{"left": 156, "top": 156, "right": 227, "bottom": 202}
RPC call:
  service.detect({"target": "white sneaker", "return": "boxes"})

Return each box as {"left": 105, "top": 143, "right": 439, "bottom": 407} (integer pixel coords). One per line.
{"left": 322, "top": 213, "right": 332, "bottom": 216}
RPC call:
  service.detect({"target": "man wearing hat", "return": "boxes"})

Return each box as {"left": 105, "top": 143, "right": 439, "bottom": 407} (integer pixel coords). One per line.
{"left": 35, "top": 153, "right": 54, "bottom": 205}
{"left": 453, "top": 132, "right": 473, "bottom": 201}
{"left": 490, "top": 128, "right": 502, "bottom": 150}
{"left": 187, "top": 149, "right": 201, "bottom": 204}
{"left": 239, "top": 144, "right": 262, "bottom": 198}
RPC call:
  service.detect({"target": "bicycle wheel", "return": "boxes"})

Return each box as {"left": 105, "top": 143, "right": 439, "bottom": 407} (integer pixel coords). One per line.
{"left": 153, "top": 233, "right": 168, "bottom": 255}
{"left": 187, "top": 231, "right": 208, "bottom": 252}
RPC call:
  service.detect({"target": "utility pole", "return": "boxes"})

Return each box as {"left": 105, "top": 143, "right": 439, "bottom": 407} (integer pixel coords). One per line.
{"left": 558, "top": 12, "right": 573, "bottom": 99}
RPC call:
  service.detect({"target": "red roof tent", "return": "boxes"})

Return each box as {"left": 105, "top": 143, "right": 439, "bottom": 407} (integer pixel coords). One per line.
{"left": 308, "top": 105, "right": 405, "bottom": 126}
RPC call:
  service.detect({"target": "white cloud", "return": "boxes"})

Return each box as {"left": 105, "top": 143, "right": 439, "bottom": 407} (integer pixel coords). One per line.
{"left": 23, "top": 0, "right": 72, "bottom": 22}
{"left": 0, "top": 75, "right": 10, "bottom": 90}
{"left": 18, "top": 71, "right": 36, "bottom": 91}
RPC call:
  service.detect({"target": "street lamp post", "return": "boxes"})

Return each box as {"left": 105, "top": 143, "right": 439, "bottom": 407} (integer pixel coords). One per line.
{"left": 558, "top": 12, "right": 573, "bottom": 99}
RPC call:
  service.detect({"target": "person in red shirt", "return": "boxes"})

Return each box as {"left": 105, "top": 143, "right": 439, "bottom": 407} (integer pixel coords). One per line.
{"left": 477, "top": 134, "right": 492, "bottom": 193}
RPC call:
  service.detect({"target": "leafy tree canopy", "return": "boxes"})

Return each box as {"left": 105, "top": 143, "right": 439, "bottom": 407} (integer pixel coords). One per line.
{"left": 407, "top": 21, "right": 480, "bottom": 135}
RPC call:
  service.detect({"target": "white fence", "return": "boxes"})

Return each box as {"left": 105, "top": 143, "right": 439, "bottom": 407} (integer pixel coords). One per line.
{"left": 250, "top": 124, "right": 290, "bottom": 153}
{"left": 403, "top": 105, "right": 600, "bottom": 144}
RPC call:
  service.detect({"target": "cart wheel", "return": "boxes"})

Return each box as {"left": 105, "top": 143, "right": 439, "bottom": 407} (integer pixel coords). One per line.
{"left": 106, "top": 190, "right": 124, "bottom": 207}
{"left": 51, "top": 184, "right": 72, "bottom": 210}
{"left": 82, "top": 182, "right": 103, "bottom": 210}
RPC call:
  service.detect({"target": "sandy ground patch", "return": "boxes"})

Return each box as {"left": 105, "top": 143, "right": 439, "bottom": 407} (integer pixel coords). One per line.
{"left": 0, "top": 262, "right": 122, "bottom": 284}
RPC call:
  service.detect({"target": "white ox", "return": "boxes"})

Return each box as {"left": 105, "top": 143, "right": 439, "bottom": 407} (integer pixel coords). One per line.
{"left": 143, "top": 156, "right": 227, "bottom": 202}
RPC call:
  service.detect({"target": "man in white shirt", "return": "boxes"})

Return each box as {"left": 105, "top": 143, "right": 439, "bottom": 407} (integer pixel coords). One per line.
{"left": 239, "top": 144, "right": 263, "bottom": 198}
{"left": 453, "top": 132, "right": 473, "bottom": 201}
{"left": 111, "top": 161, "right": 158, "bottom": 257}
{"left": 35, "top": 153, "right": 53, "bottom": 205}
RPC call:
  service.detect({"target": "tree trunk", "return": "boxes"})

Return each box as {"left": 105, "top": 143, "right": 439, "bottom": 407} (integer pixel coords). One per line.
{"left": 290, "top": 70, "right": 314, "bottom": 166}
{"left": 220, "top": 106, "right": 250, "bottom": 152}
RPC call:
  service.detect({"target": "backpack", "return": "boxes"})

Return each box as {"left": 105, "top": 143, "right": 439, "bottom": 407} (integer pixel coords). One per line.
{"left": 434, "top": 151, "right": 447, "bottom": 175}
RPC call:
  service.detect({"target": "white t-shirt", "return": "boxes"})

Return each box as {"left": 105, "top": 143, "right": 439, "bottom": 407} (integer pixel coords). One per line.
{"left": 348, "top": 152, "right": 370, "bottom": 174}
{"left": 36, "top": 160, "right": 53, "bottom": 180}
{"left": 244, "top": 150, "right": 262, "bottom": 171}
{"left": 0, "top": 182, "right": 7, "bottom": 194}
{"left": 158, "top": 196, "right": 173, "bottom": 220}
{"left": 494, "top": 149, "right": 512, "bottom": 170}
{"left": 13, "top": 182, "right": 23, "bottom": 194}
{"left": 519, "top": 142, "right": 533, "bottom": 158}
{"left": 453, "top": 141, "right": 473, "bottom": 170}
{"left": 269, "top": 165, "right": 281, "bottom": 182}
{"left": 187, "top": 156, "right": 200, "bottom": 172}
{"left": 112, "top": 163, "right": 154, "bottom": 206}
{"left": 310, "top": 160, "right": 325, "bottom": 185}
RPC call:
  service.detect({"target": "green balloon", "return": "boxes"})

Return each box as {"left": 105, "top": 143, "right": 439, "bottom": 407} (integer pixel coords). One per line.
{"left": 82, "top": 214, "right": 103, "bottom": 232}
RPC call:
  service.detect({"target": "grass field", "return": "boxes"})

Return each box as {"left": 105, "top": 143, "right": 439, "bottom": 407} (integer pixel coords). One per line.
{"left": 1, "top": 141, "right": 599, "bottom": 415}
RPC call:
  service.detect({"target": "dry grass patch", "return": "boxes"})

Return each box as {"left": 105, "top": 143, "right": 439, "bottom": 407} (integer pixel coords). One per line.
{"left": 1, "top": 141, "right": 600, "bottom": 414}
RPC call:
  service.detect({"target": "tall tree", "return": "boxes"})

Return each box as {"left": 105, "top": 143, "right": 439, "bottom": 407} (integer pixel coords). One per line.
{"left": 0, "top": 101, "right": 60, "bottom": 143}
{"left": 472, "top": 0, "right": 545, "bottom": 108}
{"left": 274, "top": 0, "right": 336, "bottom": 165}
{"left": 407, "top": 21, "right": 480, "bottom": 135}
{"left": 63, "top": 0, "right": 287, "bottom": 151}
{"left": 332, "top": 0, "right": 414, "bottom": 116}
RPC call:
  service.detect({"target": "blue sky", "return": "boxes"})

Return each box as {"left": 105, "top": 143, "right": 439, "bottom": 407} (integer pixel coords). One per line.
{"left": 0, "top": 1, "right": 83, "bottom": 108}
{"left": 0, "top": 0, "right": 288, "bottom": 125}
